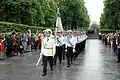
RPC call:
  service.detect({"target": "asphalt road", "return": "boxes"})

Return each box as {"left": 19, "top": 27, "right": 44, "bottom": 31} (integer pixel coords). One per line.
{"left": 0, "top": 39, "right": 120, "bottom": 80}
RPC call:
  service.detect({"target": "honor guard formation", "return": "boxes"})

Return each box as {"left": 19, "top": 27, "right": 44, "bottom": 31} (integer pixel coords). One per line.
{"left": 40, "top": 29, "right": 87, "bottom": 76}
{"left": 0, "top": 29, "right": 87, "bottom": 76}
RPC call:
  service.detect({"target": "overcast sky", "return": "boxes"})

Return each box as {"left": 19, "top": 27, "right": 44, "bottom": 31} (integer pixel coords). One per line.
{"left": 84, "top": 0, "right": 104, "bottom": 24}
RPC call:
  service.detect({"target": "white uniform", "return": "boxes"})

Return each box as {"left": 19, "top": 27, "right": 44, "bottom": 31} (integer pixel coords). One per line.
{"left": 41, "top": 37, "right": 56, "bottom": 57}
{"left": 65, "top": 34, "right": 76, "bottom": 67}
{"left": 56, "top": 36, "right": 63, "bottom": 47}
{"left": 65, "top": 35, "right": 76, "bottom": 49}
{"left": 62, "top": 36, "right": 66, "bottom": 45}
{"left": 77, "top": 35, "right": 87, "bottom": 43}
{"left": 73, "top": 36, "right": 79, "bottom": 44}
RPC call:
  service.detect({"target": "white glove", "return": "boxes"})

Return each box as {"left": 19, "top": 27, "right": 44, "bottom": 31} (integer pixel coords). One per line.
{"left": 65, "top": 49, "right": 67, "bottom": 52}
{"left": 52, "top": 55, "right": 54, "bottom": 58}
{"left": 73, "top": 49, "right": 76, "bottom": 52}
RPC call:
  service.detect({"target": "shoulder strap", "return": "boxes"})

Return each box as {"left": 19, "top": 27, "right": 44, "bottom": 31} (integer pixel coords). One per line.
{"left": 67, "top": 37, "right": 73, "bottom": 46}
{"left": 57, "top": 37, "right": 62, "bottom": 45}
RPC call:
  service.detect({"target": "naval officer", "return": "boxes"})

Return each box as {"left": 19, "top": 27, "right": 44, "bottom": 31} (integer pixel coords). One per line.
{"left": 65, "top": 30, "right": 76, "bottom": 67}
{"left": 40, "top": 29, "right": 56, "bottom": 76}
{"left": 54, "top": 32, "right": 63, "bottom": 65}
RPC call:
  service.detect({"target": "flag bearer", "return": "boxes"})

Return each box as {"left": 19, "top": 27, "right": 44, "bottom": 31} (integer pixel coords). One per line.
{"left": 41, "top": 29, "right": 56, "bottom": 76}
{"left": 65, "top": 30, "right": 75, "bottom": 67}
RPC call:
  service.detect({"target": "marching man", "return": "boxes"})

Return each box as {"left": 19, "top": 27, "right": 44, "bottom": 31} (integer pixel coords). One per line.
{"left": 40, "top": 29, "right": 56, "bottom": 76}
{"left": 54, "top": 32, "right": 63, "bottom": 65}
{"left": 65, "top": 30, "right": 76, "bottom": 67}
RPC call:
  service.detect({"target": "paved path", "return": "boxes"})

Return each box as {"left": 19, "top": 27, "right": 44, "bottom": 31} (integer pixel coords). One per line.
{"left": 0, "top": 39, "right": 120, "bottom": 80}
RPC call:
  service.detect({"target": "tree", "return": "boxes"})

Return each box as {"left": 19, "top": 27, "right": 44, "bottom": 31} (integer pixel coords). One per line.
{"left": 0, "top": 0, "right": 58, "bottom": 27}
{"left": 0, "top": 0, "right": 89, "bottom": 29}
{"left": 40, "top": 0, "right": 57, "bottom": 27}
{"left": 89, "top": 22, "right": 100, "bottom": 32}
{"left": 100, "top": 0, "right": 120, "bottom": 30}
{"left": 55, "top": 0, "right": 90, "bottom": 30}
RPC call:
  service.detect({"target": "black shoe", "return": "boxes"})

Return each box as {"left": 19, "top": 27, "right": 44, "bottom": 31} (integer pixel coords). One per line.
{"left": 42, "top": 73, "right": 47, "bottom": 76}
{"left": 59, "top": 62, "right": 61, "bottom": 64}
{"left": 0, "top": 58, "right": 4, "bottom": 60}
{"left": 117, "top": 61, "right": 120, "bottom": 63}
{"left": 50, "top": 68, "right": 53, "bottom": 71}
{"left": 67, "top": 65, "right": 70, "bottom": 67}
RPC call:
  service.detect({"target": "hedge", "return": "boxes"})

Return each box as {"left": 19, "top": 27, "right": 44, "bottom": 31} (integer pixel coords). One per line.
{"left": 0, "top": 21, "right": 54, "bottom": 33}
{"left": 100, "top": 29, "right": 116, "bottom": 34}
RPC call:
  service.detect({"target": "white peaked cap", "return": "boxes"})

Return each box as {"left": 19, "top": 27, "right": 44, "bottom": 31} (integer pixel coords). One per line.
{"left": 67, "top": 30, "right": 72, "bottom": 33}
{"left": 44, "top": 29, "right": 52, "bottom": 35}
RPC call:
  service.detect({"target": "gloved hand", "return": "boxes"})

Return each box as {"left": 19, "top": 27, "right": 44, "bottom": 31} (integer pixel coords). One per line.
{"left": 118, "top": 44, "right": 120, "bottom": 48}
{"left": 65, "top": 49, "right": 67, "bottom": 52}
{"left": 73, "top": 49, "right": 76, "bottom": 52}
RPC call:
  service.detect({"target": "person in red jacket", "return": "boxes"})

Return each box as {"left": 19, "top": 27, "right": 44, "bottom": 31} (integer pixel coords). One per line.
{"left": 0, "top": 35, "right": 5, "bottom": 60}
{"left": 11, "top": 34, "right": 18, "bottom": 56}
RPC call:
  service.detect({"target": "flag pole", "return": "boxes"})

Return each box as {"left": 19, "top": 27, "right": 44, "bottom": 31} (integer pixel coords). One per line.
{"left": 55, "top": 8, "right": 59, "bottom": 37}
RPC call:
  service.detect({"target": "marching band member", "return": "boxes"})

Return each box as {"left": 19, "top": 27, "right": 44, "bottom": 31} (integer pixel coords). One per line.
{"left": 65, "top": 30, "right": 76, "bottom": 67}
{"left": 40, "top": 29, "right": 56, "bottom": 76}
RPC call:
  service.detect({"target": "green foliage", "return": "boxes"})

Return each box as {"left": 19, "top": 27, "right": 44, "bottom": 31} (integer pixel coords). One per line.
{"left": 0, "top": 21, "right": 54, "bottom": 33}
{"left": 89, "top": 22, "right": 100, "bottom": 31}
{"left": 100, "top": 29, "right": 116, "bottom": 34}
{"left": 0, "top": 0, "right": 57, "bottom": 27}
{"left": 0, "top": 0, "right": 89, "bottom": 30}
{"left": 100, "top": 0, "right": 120, "bottom": 30}
{"left": 55, "top": 0, "right": 90, "bottom": 30}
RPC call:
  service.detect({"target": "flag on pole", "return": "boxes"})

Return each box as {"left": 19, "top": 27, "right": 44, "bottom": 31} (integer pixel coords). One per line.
{"left": 56, "top": 8, "right": 64, "bottom": 32}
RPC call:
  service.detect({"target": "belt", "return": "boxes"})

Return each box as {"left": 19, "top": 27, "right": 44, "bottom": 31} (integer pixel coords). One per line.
{"left": 45, "top": 48, "right": 53, "bottom": 49}
{"left": 67, "top": 46, "right": 73, "bottom": 48}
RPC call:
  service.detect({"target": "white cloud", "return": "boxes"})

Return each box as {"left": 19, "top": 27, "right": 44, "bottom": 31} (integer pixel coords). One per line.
{"left": 84, "top": 0, "right": 104, "bottom": 24}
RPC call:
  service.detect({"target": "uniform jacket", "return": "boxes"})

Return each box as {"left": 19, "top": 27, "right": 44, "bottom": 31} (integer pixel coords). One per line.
{"left": 41, "top": 36, "right": 56, "bottom": 57}
{"left": 56, "top": 36, "right": 63, "bottom": 47}
{"left": 65, "top": 35, "right": 76, "bottom": 48}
